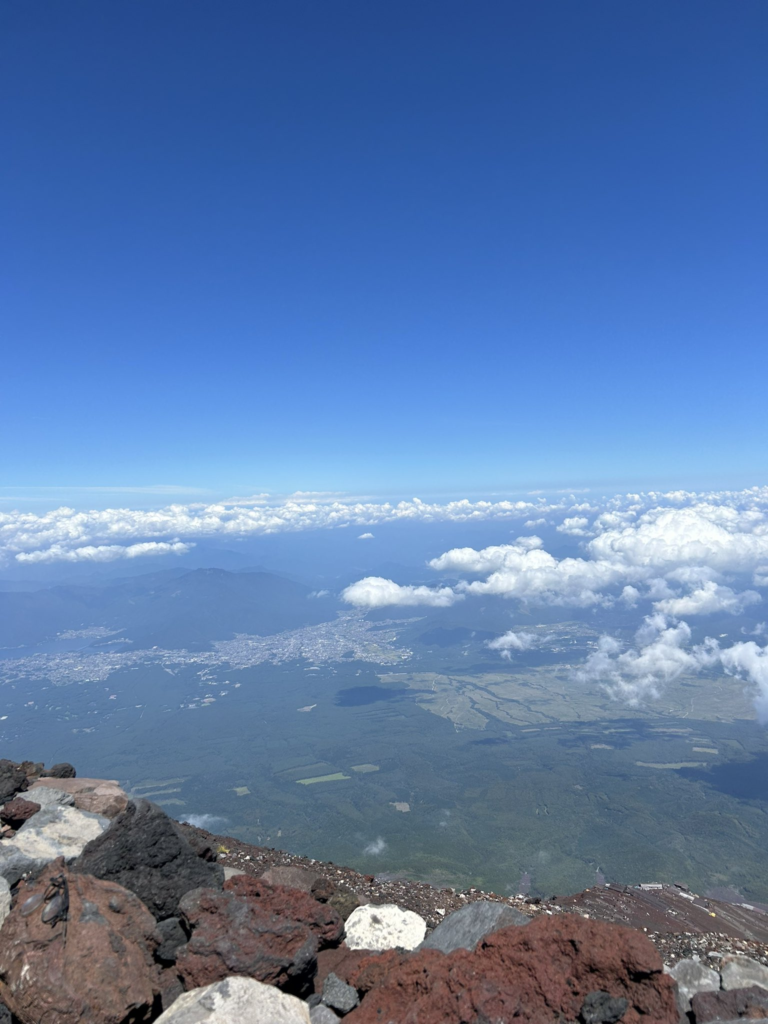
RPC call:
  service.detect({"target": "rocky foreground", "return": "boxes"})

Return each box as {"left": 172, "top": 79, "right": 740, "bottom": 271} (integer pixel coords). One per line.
{"left": 1, "top": 760, "right": 767, "bottom": 1023}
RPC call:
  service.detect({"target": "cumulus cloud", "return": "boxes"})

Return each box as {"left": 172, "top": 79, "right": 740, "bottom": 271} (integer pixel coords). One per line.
{"left": 487, "top": 630, "right": 538, "bottom": 659}
{"left": 15, "top": 541, "right": 192, "bottom": 564}
{"left": 721, "top": 642, "right": 768, "bottom": 724}
{"left": 358, "top": 532, "right": 374, "bottom": 540}
{"left": 0, "top": 496, "right": 558, "bottom": 567}
{"left": 573, "top": 613, "right": 768, "bottom": 719}
{"left": 556, "top": 516, "right": 592, "bottom": 537}
{"left": 341, "top": 577, "right": 460, "bottom": 608}
{"left": 573, "top": 616, "right": 719, "bottom": 705}
{"left": 655, "top": 581, "right": 761, "bottom": 618}
{"left": 363, "top": 837, "right": 387, "bottom": 855}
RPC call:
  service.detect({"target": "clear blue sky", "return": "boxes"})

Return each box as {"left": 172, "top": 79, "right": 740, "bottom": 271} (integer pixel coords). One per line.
{"left": 2, "top": 0, "right": 766, "bottom": 503}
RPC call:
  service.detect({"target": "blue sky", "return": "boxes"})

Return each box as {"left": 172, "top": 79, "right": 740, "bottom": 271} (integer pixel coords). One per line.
{"left": 2, "top": 0, "right": 766, "bottom": 504}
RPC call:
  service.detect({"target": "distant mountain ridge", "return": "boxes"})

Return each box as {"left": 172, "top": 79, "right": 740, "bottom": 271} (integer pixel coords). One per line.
{"left": 0, "top": 567, "right": 338, "bottom": 649}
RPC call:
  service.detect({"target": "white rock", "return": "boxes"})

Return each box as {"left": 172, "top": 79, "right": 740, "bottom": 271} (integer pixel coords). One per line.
{"left": 0, "top": 875, "right": 11, "bottom": 929}
{"left": 720, "top": 955, "right": 768, "bottom": 992}
{"left": 344, "top": 903, "right": 427, "bottom": 951}
{"left": 221, "top": 865, "right": 246, "bottom": 881}
{"left": 0, "top": 804, "right": 109, "bottom": 886}
{"left": 666, "top": 958, "right": 720, "bottom": 1013}
{"left": 154, "top": 976, "right": 311, "bottom": 1023}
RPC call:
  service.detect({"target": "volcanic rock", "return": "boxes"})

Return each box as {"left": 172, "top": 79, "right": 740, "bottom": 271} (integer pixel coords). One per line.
{"left": 579, "top": 990, "right": 629, "bottom": 1023}
{"left": 322, "top": 972, "right": 359, "bottom": 1014}
{"left": 154, "top": 975, "right": 312, "bottom": 1023}
{"left": 310, "top": 878, "right": 362, "bottom": 922}
{"left": 29, "top": 777, "right": 128, "bottom": 818}
{"left": 345, "top": 903, "right": 426, "bottom": 951}
{"left": 0, "top": 861, "right": 160, "bottom": 1024}
{"left": 224, "top": 874, "right": 344, "bottom": 949}
{"left": 691, "top": 984, "right": 768, "bottom": 1022}
{"left": 156, "top": 915, "right": 188, "bottom": 962}
{"left": 720, "top": 954, "right": 768, "bottom": 992}
{"left": 176, "top": 886, "right": 318, "bottom": 995}
{"left": 0, "top": 761, "right": 28, "bottom": 804}
{"left": 73, "top": 799, "right": 224, "bottom": 920}
{"left": 41, "top": 763, "right": 76, "bottom": 779}
{"left": 420, "top": 899, "right": 530, "bottom": 953}
{"left": 311, "top": 1006, "right": 340, "bottom": 1024}
{"left": 0, "top": 798, "right": 40, "bottom": 830}
{"left": 26, "top": 786, "right": 75, "bottom": 809}
{"left": 667, "top": 958, "right": 720, "bottom": 1014}
{"left": 344, "top": 914, "right": 679, "bottom": 1024}
{"left": 0, "top": 804, "right": 110, "bottom": 886}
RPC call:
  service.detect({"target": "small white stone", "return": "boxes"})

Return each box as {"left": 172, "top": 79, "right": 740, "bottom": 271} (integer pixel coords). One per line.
{"left": 345, "top": 903, "right": 427, "bottom": 951}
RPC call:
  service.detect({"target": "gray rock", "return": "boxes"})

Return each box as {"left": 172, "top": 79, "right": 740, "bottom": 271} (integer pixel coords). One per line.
{"left": 26, "top": 786, "right": 76, "bottom": 808}
{"left": 0, "top": 760, "right": 28, "bottom": 803}
{"left": 0, "top": 876, "right": 10, "bottom": 929}
{"left": 156, "top": 915, "right": 188, "bottom": 962}
{"left": 579, "top": 990, "right": 628, "bottom": 1023}
{"left": 153, "top": 976, "right": 311, "bottom": 1022}
{"left": 41, "top": 762, "right": 76, "bottom": 778}
{"left": 74, "top": 799, "right": 224, "bottom": 920}
{"left": 322, "top": 972, "right": 359, "bottom": 1014}
{"left": 720, "top": 954, "right": 768, "bottom": 992}
{"left": 420, "top": 900, "right": 530, "bottom": 953}
{"left": 311, "top": 1006, "right": 340, "bottom": 1024}
{"left": 0, "top": 804, "right": 109, "bottom": 885}
{"left": 666, "top": 957, "right": 720, "bottom": 1013}
{"left": 345, "top": 903, "right": 426, "bottom": 951}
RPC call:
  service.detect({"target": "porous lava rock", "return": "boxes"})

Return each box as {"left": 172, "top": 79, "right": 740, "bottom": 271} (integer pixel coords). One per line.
{"left": 41, "top": 763, "right": 76, "bottom": 779}
{"left": 344, "top": 914, "right": 679, "bottom": 1024}
{"left": 262, "top": 865, "right": 321, "bottom": 892}
{"left": 224, "top": 874, "right": 344, "bottom": 949}
{"left": 176, "top": 886, "right": 318, "bottom": 996}
{"left": 344, "top": 903, "right": 426, "bottom": 951}
{"left": 0, "top": 797, "right": 40, "bottom": 830}
{"left": 0, "top": 860, "right": 160, "bottom": 1024}
{"left": 0, "top": 760, "right": 28, "bottom": 804}
{"left": 690, "top": 984, "right": 768, "bottom": 1022}
{"left": 73, "top": 799, "right": 224, "bottom": 920}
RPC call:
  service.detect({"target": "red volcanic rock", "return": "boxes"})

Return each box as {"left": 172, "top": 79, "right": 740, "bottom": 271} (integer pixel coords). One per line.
{"left": 0, "top": 860, "right": 160, "bottom": 1024}
{"left": 0, "top": 797, "right": 40, "bottom": 829}
{"left": 224, "top": 874, "right": 344, "bottom": 949}
{"left": 315, "top": 946, "right": 377, "bottom": 993}
{"left": 176, "top": 886, "right": 318, "bottom": 995}
{"left": 691, "top": 984, "right": 768, "bottom": 1022}
{"left": 345, "top": 914, "right": 679, "bottom": 1024}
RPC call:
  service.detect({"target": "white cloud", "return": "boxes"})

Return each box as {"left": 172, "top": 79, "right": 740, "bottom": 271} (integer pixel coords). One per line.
{"left": 487, "top": 630, "right": 538, "bottom": 659}
{"left": 589, "top": 503, "right": 768, "bottom": 573}
{"left": 719, "top": 642, "right": 768, "bottom": 724}
{"left": 573, "top": 616, "right": 719, "bottom": 705}
{"left": 620, "top": 585, "right": 640, "bottom": 607}
{"left": 341, "top": 577, "right": 460, "bottom": 609}
{"left": 524, "top": 518, "right": 547, "bottom": 528}
{"left": 358, "top": 532, "right": 374, "bottom": 540}
{"left": 15, "top": 541, "right": 192, "bottom": 564}
{"left": 0, "top": 496, "right": 561, "bottom": 566}
{"left": 556, "top": 516, "right": 592, "bottom": 537}
{"left": 655, "top": 581, "right": 761, "bottom": 618}
{"left": 363, "top": 837, "right": 387, "bottom": 855}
